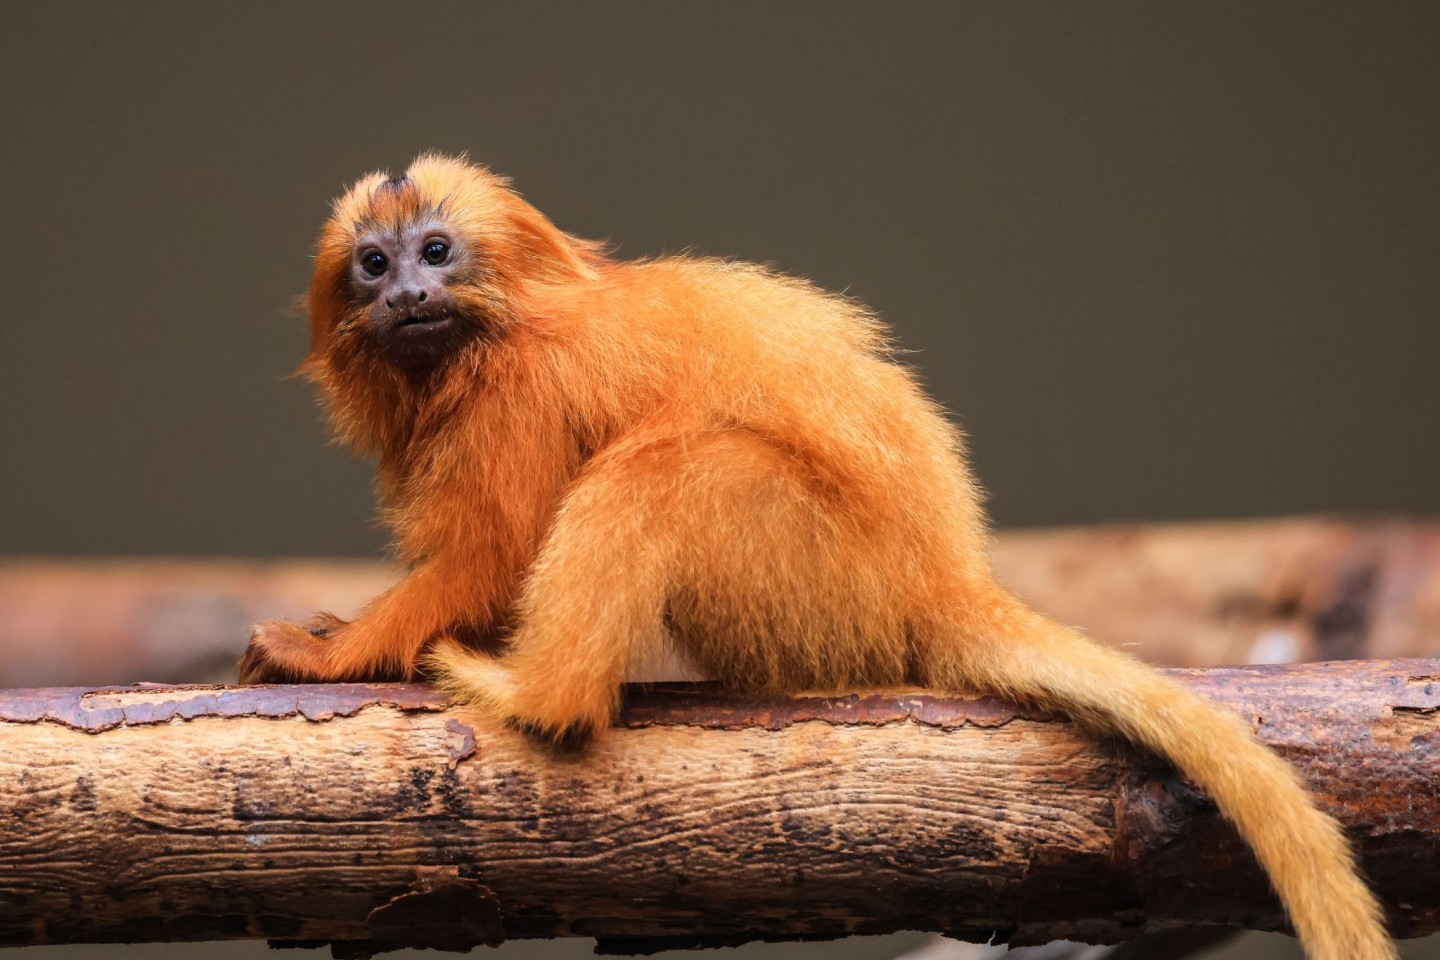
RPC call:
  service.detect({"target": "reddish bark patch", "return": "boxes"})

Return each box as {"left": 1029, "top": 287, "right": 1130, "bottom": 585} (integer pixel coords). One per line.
{"left": 0, "top": 683, "right": 446, "bottom": 732}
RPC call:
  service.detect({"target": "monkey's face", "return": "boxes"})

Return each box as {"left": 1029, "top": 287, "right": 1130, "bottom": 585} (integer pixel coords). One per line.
{"left": 308, "top": 154, "right": 597, "bottom": 380}
{"left": 347, "top": 218, "right": 476, "bottom": 368}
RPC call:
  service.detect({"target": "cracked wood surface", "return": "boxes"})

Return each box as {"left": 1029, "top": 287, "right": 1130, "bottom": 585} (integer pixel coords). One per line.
{"left": 1, "top": 660, "right": 1438, "bottom": 953}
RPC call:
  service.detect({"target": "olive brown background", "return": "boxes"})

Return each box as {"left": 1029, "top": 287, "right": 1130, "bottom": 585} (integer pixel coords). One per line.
{"left": 0, "top": 3, "right": 1437, "bottom": 959}
{"left": 1, "top": 1, "right": 1436, "bottom": 559}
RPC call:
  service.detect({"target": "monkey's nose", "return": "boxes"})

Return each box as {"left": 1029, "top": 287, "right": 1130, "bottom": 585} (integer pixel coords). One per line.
{"left": 385, "top": 287, "right": 433, "bottom": 311}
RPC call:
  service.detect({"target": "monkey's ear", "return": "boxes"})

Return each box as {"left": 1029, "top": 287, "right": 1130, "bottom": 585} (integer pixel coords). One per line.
{"left": 277, "top": 292, "right": 320, "bottom": 381}
{"left": 298, "top": 253, "right": 349, "bottom": 379}
{"left": 294, "top": 350, "right": 328, "bottom": 382}
{"left": 298, "top": 309, "right": 336, "bottom": 381}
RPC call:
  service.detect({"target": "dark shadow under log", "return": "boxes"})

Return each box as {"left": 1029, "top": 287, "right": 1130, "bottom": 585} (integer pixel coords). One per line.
{"left": 1, "top": 659, "right": 1438, "bottom": 954}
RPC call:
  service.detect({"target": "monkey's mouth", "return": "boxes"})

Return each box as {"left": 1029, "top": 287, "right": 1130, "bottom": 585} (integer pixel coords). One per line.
{"left": 395, "top": 311, "right": 454, "bottom": 331}
{"left": 376, "top": 309, "right": 471, "bottom": 367}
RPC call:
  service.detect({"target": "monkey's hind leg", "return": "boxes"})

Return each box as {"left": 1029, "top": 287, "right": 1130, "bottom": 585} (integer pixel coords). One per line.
{"left": 427, "top": 426, "right": 890, "bottom": 739}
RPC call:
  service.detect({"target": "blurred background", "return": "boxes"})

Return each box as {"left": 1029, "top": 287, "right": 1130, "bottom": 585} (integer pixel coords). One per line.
{"left": 2, "top": 2, "right": 1437, "bottom": 558}
{"left": 1, "top": 2, "right": 1436, "bottom": 959}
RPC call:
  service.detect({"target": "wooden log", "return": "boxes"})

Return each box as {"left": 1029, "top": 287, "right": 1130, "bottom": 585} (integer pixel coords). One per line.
{"left": 2, "top": 517, "right": 1437, "bottom": 688}
{"left": 1, "top": 659, "right": 1437, "bottom": 954}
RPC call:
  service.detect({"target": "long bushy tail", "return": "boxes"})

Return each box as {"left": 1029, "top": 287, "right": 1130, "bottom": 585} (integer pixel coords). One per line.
{"left": 924, "top": 588, "right": 1393, "bottom": 960}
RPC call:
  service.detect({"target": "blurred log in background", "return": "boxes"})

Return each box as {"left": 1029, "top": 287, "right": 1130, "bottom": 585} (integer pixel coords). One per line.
{"left": 1, "top": 517, "right": 1436, "bottom": 688}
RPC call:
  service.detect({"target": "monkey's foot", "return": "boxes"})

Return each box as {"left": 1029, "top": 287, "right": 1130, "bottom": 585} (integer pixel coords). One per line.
{"left": 423, "top": 639, "right": 610, "bottom": 744}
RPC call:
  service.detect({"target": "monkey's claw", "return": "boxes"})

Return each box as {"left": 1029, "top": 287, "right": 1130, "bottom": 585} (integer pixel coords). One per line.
{"left": 237, "top": 634, "right": 302, "bottom": 685}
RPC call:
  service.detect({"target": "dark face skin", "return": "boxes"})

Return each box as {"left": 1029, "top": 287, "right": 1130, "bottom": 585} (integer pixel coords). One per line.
{"left": 349, "top": 221, "right": 475, "bottom": 368}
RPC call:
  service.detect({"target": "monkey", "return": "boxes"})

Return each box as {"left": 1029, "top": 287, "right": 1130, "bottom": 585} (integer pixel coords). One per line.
{"left": 238, "top": 153, "right": 1393, "bottom": 960}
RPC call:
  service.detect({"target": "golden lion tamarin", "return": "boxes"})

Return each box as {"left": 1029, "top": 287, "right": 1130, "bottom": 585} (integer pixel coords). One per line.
{"left": 240, "top": 153, "right": 1392, "bottom": 960}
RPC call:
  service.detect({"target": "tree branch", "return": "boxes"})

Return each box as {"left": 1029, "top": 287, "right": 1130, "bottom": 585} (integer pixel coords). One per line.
{"left": 2, "top": 659, "right": 1437, "bottom": 954}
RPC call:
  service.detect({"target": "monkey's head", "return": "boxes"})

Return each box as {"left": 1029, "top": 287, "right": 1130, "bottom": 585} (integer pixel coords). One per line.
{"left": 304, "top": 153, "right": 601, "bottom": 381}
{"left": 300, "top": 154, "right": 603, "bottom": 456}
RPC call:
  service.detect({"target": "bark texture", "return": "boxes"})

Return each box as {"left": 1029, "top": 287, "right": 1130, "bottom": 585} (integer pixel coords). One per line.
{"left": 1, "top": 659, "right": 1438, "bottom": 953}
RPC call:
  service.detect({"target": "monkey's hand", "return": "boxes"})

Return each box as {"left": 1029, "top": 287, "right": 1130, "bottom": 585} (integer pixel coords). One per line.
{"left": 239, "top": 560, "right": 510, "bottom": 685}
{"left": 237, "top": 613, "right": 358, "bottom": 684}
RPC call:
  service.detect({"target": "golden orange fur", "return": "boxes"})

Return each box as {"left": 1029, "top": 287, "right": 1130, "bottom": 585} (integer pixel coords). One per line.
{"left": 241, "top": 154, "right": 1392, "bottom": 960}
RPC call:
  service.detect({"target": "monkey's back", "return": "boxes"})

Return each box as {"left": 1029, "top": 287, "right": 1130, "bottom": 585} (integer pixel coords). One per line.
{"left": 598, "top": 257, "right": 985, "bottom": 533}
{"left": 543, "top": 257, "right": 994, "bottom": 690}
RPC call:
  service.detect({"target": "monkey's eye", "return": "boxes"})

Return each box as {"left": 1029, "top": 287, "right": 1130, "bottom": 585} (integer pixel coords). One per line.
{"left": 361, "top": 250, "right": 389, "bottom": 277}
{"left": 421, "top": 240, "right": 450, "bottom": 266}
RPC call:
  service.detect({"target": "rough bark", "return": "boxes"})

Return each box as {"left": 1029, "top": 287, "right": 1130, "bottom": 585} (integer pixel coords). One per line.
{"left": 2, "top": 517, "right": 1436, "bottom": 688}
{"left": 1, "top": 659, "right": 1437, "bottom": 954}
